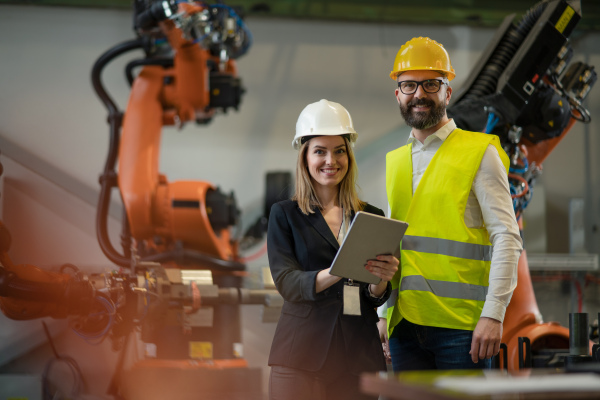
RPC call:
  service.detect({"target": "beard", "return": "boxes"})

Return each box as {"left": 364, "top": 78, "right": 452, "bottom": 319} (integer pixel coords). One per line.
{"left": 399, "top": 97, "right": 446, "bottom": 130}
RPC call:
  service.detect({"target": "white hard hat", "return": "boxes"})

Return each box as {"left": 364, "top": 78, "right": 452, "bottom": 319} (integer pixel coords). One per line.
{"left": 292, "top": 99, "right": 358, "bottom": 150}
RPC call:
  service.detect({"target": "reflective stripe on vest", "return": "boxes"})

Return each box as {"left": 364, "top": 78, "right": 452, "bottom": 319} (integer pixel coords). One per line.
{"left": 400, "top": 275, "right": 488, "bottom": 301}
{"left": 386, "top": 288, "right": 398, "bottom": 307}
{"left": 402, "top": 235, "right": 493, "bottom": 262}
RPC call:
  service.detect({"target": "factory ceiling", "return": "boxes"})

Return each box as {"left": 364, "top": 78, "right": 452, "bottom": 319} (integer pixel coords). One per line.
{"left": 1, "top": 0, "right": 599, "bottom": 32}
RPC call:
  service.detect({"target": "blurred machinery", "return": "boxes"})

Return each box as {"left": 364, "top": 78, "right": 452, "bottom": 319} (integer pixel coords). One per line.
{"left": 447, "top": 0, "right": 597, "bottom": 370}
{"left": 1, "top": 1, "right": 291, "bottom": 399}
{"left": 1, "top": 0, "right": 599, "bottom": 397}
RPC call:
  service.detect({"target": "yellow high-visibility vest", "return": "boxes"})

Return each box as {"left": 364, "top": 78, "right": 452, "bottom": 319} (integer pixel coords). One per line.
{"left": 385, "top": 129, "right": 509, "bottom": 335}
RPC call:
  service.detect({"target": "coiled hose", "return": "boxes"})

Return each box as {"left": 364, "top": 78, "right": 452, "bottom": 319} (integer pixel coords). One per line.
{"left": 461, "top": 0, "right": 549, "bottom": 101}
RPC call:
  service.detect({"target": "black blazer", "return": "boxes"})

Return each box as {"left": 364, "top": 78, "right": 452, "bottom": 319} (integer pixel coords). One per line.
{"left": 267, "top": 199, "right": 390, "bottom": 373}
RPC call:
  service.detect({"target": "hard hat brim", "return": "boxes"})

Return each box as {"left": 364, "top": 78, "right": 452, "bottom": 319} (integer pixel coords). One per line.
{"left": 292, "top": 132, "right": 358, "bottom": 150}
{"left": 390, "top": 68, "right": 455, "bottom": 81}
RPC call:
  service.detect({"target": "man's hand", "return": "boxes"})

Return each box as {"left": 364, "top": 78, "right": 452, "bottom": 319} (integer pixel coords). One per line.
{"left": 366, "top": 254, "right": 399, "bottom": 297}
{"left": 470, "top": 316, "right": 502, "bottom": 363}
{"left": 377, "top": 317, "right": 391, "bottom": 363}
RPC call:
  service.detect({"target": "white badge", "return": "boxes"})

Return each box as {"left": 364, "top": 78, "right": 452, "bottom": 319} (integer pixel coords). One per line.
{"left": 343, "top": 280, "right": 361, "bottom": 316}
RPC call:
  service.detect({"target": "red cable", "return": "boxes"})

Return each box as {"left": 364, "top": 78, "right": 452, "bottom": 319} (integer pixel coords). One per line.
{"left": 530, "top": 273, "right": 599, "bottom": 313}
{"left": 508, "top": 173, "right": 530, "bottom": 199}
{"left": 574, "top": 279, "right": 583, "bottom": 313}
{"left": 240, "top": 241, "right": 268, "bottom": 263}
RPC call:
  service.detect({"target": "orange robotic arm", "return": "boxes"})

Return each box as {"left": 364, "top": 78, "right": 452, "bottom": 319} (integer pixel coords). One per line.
{"left": 447, "top": 0, "right": 597, "bottom": 370}
{"left": 93, "top": 1, "right": 251, "bottom": 269}
{"left": 0, "top": 220, "right": 93, "bottom": 320}
{"left": 0, "top": 152, "right": 98, "bottom": 324}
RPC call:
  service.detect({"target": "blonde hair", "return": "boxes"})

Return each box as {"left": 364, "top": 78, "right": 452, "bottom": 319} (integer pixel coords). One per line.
{"left": 292, "top": 136, "right": 365, "bottom": 215}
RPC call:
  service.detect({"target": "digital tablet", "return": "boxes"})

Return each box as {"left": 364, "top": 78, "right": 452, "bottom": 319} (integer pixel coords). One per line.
{"left": 329, "top": 211, "right": 408, "bottom": 284}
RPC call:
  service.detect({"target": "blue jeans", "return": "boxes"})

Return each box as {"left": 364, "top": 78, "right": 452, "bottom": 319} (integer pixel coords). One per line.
{"left": 389, "top": 318, "right": 492, "bottom": 371}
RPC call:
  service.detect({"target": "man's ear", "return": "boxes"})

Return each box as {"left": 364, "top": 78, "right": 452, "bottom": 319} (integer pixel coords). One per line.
{"left": 445, "top": 85, "right": 452, "bottom": 105}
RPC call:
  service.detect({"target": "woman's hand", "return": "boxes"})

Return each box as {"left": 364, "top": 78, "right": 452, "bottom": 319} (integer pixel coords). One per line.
{"left": 366, "top": 254, "right": 399, "bottom": 297}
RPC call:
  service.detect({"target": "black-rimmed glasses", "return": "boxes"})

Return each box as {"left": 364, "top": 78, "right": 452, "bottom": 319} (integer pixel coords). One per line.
{"left": 397, "top": 79, "right": 447, "bottom": 95}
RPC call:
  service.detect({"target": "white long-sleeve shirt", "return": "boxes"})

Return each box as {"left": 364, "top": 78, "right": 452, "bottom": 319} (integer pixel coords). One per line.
{"left": 379, "top": 119, "right": 523, "bottom": 323}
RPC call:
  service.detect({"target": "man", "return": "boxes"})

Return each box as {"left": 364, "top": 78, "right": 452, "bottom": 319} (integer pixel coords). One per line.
{"left": 379, "top": 37, "right": 523, "bottom": 371}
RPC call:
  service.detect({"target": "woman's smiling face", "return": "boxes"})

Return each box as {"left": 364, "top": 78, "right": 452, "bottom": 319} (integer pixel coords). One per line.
{"left": 305, "top": 135, "right": 349, "bottom": 191}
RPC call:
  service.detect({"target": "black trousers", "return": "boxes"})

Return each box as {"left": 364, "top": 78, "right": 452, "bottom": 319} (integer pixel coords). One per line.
{"left": 269, "top": 365, "right": 378, "bottom": 400}
{"left": 269, "top": 318, "right": 379, "bottom": 400}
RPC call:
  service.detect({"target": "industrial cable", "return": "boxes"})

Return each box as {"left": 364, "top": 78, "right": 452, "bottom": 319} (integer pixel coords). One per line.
{"left": 532, "top": 273, "right": 600, "bottom": 287}
{"left": 572, "top": 104, "right": 592, "bottom": 123}
{"left": 549, "top": 71, "right": 593, "bottom": 124}
{"left": 59, "top": 263, "right": 81, "bottom": 277}
{"left": 91, "top": 38, "right": 144, "bottom": 116}
{"left": 125, "top": 58, "right": 174, "bottom": 86}
{"left": 510, "top": 156, "right": 529, "bottom": 174}
{"left": 239, "top": 240, "right": 268, "bottom": 263}
{"left": 530, "top": 273, "right": 600, "bottom": 313}
{"left": 70, "top": 296, "right": 116, "bottom": 345}
{"left": 41, "top": 321, "right": 85, "bottom": 400}
{"left": 509, "top": 172, "right": 531, "bottom": 219}
{"left": 483, "top": 112, "right": 500, "bottom": 133}
{"left": 107, "top": 329, "right": 132, "bottom": 397}
{"left": 508, "top": 173, "right": 530, "bottom": 199}
{"left": 461, "top": 0, "right": 549, "bottom": 102}
{"left": 92, "top": 39, "right": 145, "bottom": 269}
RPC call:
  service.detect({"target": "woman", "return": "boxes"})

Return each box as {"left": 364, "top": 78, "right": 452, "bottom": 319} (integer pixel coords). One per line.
{"left": 267, "top": 99, "right": 399, "bottom": 400}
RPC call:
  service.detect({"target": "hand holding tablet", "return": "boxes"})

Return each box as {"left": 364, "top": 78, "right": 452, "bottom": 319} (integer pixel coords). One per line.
{"left": 329, "top": 211, "right": 409, "bottom": 284}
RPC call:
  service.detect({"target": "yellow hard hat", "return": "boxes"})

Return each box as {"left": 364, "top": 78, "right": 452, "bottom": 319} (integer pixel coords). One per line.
{"left": 389, "top": 37, "right": 455, "bottom": 81}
